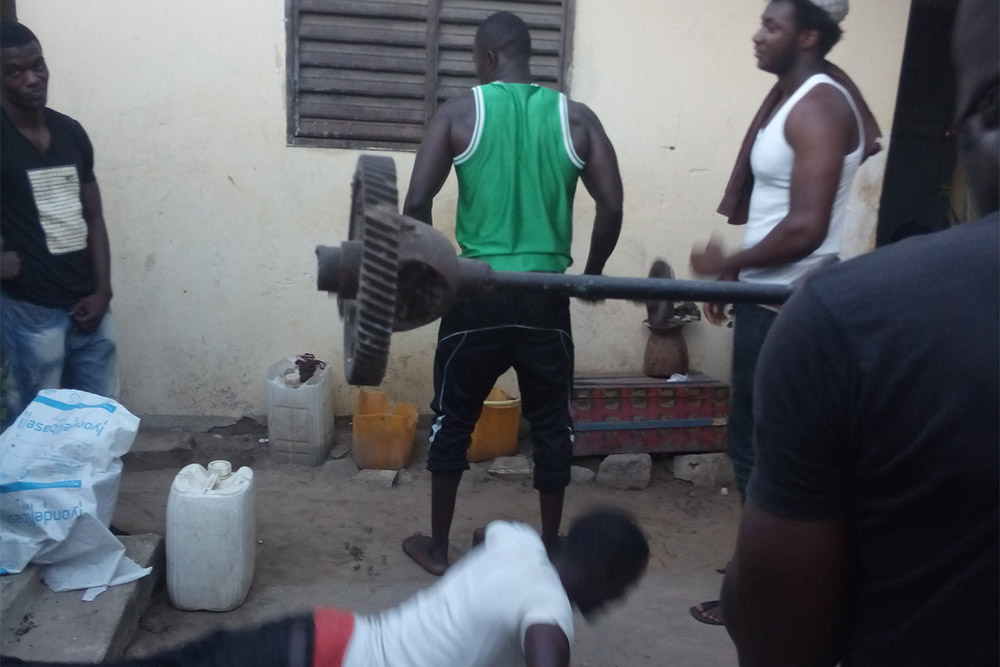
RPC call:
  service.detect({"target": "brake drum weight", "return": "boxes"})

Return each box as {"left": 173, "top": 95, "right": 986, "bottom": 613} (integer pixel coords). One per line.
{"left": 317, "top": 156, "right": 792, "bottom": 386}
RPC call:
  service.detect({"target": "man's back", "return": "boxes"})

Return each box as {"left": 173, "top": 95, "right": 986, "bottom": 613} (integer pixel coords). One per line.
{"left": 750, "top": 216, "right": 1000, "bottom": 663}
{"left": 347, "top": 521, "right": 572, "bottom": 667}
{"left": 453, "top": 82, "right": 582, "bottom": 272}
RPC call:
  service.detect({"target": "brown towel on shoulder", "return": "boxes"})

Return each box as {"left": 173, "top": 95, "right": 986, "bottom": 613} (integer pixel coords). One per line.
{"left": 717, "top": 62, "right": 883, "bottom": 226}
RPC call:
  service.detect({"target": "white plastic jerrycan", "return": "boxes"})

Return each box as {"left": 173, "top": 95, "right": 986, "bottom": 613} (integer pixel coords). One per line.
{"left": 166, "top": 460, "right": 255, "bottom": 611}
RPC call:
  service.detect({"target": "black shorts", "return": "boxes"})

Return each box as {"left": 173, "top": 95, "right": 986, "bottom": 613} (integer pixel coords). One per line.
{"left": 428, "top": 292, "right": 575, "bottom": 492}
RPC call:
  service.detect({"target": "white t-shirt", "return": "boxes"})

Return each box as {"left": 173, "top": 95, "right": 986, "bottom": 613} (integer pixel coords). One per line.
{"left": 739, "top": 73, "right": 864, "bottom": 286}
{"left": 343, "top": 521, "right": 574, "bottom": 667}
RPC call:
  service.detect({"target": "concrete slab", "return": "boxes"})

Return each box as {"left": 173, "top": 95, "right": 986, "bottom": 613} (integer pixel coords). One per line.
{"left": 488, "top": 455, "right": 533, "bottom": 479}
{"left": 122, "top": 427, "right": 196, "bottom": 473}
{"left": 0, "top": 534, "right": 165, "bottom": 663}
{"left": 0, "top": 564, "right": 46, "bottom": 642}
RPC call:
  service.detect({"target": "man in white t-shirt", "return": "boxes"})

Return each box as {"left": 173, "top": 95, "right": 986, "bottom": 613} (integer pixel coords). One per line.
{"left": 6, "top": 509, "right": 649, "bottom": 667}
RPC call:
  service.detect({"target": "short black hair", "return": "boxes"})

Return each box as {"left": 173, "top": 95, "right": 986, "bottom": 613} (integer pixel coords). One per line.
{"left": 475, "top": 11, "right": 531, "bottom": 60}
{"left": 781, "top": 0, "right": 843, "bottom": 56}
{"left": 0, "top": 21, "right": 40, "bottom": 50}
{"left": 565, "top": 509, "right": 650, "bottom": 579}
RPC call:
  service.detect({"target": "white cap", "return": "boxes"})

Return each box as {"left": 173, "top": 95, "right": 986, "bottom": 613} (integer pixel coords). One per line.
{"left": 207, "top": 460, "right": 232, "bottom": 480}
{"left": 809, "top": 0, "right": 849, "bottom": 23}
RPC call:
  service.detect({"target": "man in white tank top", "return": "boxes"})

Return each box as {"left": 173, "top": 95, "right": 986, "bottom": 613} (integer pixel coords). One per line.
{"left": 687, "top": 0, "right": 873, "bottom": 626}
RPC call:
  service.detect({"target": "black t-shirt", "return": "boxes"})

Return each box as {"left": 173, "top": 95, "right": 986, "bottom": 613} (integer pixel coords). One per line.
{"left": 748, "top": 214, "right": 1000, "bottom": 666}
{"left": 1, "top": 107, "right": 97, "bottom": 307}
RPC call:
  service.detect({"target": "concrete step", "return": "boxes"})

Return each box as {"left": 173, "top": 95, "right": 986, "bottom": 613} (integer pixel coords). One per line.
{"left": 1, "top": 534, "right": 164, "bottom": 663}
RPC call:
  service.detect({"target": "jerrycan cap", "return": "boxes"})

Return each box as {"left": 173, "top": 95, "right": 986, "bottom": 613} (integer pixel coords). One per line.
{"left": 207, "top": 460, "right": 233, "bottom": 480}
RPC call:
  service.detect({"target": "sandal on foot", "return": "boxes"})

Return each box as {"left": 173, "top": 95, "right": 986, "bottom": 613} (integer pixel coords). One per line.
{"left": 690, "top": 600, "right": 725, "bottom": 626}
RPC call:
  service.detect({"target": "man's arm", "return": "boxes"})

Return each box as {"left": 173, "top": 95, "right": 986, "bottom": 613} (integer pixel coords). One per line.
{"left": 690, "top": 85, "right": 856, "bottom": 277}
{"left": 68, "top": 180, "right": 112, "bottom": 332}
{"left": 569, "top": 102, "right": 623, "bottom": 276}
{"left": 720, "top": 503, "right": 851, "bottom": 667}
{"left": 721, "top": 282, "right": 856, "bottom": 665}
{"left": 402, "top": 95, "right": 474, "bottom": 225}
{"left": 523, "top": 623, "right": 570, "bottom": 667}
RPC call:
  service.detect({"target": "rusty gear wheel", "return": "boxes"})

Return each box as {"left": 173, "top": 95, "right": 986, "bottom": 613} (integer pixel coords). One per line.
{"left": 341, "top": 155, "right": 400, "bottom": 386}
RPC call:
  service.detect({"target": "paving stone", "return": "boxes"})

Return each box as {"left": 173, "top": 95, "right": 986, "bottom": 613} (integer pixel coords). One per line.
{"left": 672, "top": 454, "right": 734, "bottom": 488}
{"left": 329, "top": 444, "right": 351, "bottom": 460}
{"left": 353, "top": 469, "right": 398, "bottom": 488}
{"left": 1, "top": 534, "right": 164, "bottom": 663}
{"left": 597, "top": 453, "right": 652, "bottom": 490}
{"left": 487, "top": 455, "right": 532, "bottom": 480}
{"left": 323, "top": 458, "right": 359, "bottom": 481}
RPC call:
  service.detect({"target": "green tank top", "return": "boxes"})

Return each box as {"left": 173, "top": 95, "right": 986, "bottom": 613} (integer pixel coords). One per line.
{"left": 453, "top": 82, "right": 584, "bottom": 272}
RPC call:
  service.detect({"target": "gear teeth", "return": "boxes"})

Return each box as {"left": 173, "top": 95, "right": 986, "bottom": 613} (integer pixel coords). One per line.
{"left": 343, "top": 156, "right": 401, "bottom": 386}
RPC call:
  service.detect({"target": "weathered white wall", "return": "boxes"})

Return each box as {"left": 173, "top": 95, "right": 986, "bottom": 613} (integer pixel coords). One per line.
{"left": 16, "top": 0, "right": 911, "bottom": 422}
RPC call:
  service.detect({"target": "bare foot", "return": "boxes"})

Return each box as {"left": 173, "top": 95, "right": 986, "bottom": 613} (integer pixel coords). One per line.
{"left": 402, "top": 533, "right": 448, "bottom": 576}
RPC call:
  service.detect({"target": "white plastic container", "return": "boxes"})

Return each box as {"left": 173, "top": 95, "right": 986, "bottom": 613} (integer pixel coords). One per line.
{"left": 166, "top": 460, "right": 255, "bottom": 611}
{"left": 266, "top": 357, "right": 335, "bottom": 465}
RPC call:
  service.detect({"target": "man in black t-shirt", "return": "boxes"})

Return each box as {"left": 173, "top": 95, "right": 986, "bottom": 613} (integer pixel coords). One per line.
{"left": 0, "top": 21, "right": 118, "bottom": 428}
{"left": 719, "top": 1, "right": 999, "bottom": 665}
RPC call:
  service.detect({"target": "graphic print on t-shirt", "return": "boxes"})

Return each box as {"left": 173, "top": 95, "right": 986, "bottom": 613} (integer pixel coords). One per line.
{"left": 26, "top": 165, "right": 87, "bottom": 255}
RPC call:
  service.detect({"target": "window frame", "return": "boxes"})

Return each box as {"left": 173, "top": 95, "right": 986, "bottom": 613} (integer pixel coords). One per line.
{"left": 285, "top": 0, "right": 576, "bottom": 151}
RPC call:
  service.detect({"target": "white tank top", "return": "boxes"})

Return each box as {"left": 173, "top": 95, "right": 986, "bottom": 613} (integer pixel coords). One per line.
{"left": 739, "top": 73, "right": 864, "bottom": 286}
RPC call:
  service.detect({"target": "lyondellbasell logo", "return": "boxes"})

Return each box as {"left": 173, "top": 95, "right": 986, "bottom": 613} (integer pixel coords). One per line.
{"left": 15, "top": 412, "right": 109, "bottom": 437}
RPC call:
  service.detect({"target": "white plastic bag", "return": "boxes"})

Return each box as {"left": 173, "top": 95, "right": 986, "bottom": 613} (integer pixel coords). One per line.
{"left": 0, "top": 389, "right": 150, "bottom": 598}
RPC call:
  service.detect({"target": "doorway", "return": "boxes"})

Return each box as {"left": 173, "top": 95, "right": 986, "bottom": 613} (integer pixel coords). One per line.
{"left": 876, "top": 0, "right": 965, "bottom": 246}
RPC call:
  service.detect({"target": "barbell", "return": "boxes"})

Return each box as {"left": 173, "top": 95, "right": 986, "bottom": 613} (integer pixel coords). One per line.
{"left": 316, "top": 155, "right": 792, "bottom": 386}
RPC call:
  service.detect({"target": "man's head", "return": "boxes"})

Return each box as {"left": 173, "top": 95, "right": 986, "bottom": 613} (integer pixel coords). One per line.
{"left": 754, "top": 0, "right": 845, "bottom": 74}
{"left": 953, "top": 0, "right": 999, "bottom": 214}
{"left": 472, "top": 11, "right": 531, "bottom": 84}
{"left": 557, "top": 509, "right": 650, "bottom": 620}
{"left": 0, "top": 21, "right": 48, "bottom": 113}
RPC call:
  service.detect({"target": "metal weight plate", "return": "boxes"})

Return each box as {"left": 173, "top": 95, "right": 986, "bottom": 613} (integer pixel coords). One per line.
{"left": 342, "top": 155, "right": 401, "bottom": 386}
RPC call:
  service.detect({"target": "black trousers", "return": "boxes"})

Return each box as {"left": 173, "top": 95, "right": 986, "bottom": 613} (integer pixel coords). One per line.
{"left": 428, "top": 292, "right": 575, "bottom": 492}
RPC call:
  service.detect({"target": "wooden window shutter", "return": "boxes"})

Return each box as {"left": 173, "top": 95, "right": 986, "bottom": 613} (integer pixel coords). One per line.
{"left": 287, "top": 0, "right": 574, "bottom": 151}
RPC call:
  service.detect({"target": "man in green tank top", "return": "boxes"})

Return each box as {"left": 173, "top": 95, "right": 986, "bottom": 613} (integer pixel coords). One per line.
{"left": 402, "top": 11, "right": 624, "bottom": 577}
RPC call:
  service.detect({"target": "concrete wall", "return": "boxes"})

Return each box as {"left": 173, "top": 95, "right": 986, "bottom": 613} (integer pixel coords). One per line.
{"left": 16, "top": 0, "right": 911, "bottom": 422}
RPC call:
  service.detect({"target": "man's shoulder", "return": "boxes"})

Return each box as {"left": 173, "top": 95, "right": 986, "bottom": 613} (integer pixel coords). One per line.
{"left": 564, "top": 97, "right": 597, "bottom": 122}
{"left": 562, "top": 98, "right": 605, "bottom": 147}
{"left": 43, "top": 107, "right": 82, "bottom": 126}
{"left": 437, "top": 89, "right": 477, "bottom": 119}
{"left": 806, "top": 214, "right": 999, "bottom": 307}
{"left": 788, "top": 76, "right": 855, "bottom": 128}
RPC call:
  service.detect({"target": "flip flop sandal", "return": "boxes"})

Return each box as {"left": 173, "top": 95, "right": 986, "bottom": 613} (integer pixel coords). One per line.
{"left": 690, "top": 600, "right": 725, "bottom": 626}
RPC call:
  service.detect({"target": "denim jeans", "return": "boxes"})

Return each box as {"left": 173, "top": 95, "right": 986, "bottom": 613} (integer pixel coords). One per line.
{"left": 0, "top": 293, "right": 119, "bottom": 429}
{"left": 728, "top": 302, "right": 778, "bottom": 503}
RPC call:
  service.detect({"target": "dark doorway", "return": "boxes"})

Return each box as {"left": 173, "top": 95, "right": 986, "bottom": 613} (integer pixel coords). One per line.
{"left": 876, "top": 0, "right": 964, "bottom": 246}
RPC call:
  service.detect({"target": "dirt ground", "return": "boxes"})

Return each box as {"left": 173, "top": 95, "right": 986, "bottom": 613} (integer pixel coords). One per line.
{"left": 111, "top": 421, "right": 741, "bottom": 666}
